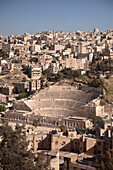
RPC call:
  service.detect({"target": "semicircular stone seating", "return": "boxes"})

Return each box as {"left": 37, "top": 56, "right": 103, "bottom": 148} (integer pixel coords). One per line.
{"left": 25, "top": 88, "right": 99, "bottom": 118}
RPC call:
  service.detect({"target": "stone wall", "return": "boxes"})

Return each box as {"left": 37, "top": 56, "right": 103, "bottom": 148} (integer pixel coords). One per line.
{"left": 13, "top": 101, "right": 32, "bottom": 112}
{"left": 80, "top": 86, "right": 103, "bottom": 95}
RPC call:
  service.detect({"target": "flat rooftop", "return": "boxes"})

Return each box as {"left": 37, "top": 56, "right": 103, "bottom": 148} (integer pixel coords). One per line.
{"left": 65, "top": 116, "right": 88, "bottom": 121}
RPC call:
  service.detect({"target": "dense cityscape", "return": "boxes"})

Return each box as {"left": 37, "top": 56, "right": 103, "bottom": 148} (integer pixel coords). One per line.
{"left": 0, "top": 27, "right": 113, "bottom": 169}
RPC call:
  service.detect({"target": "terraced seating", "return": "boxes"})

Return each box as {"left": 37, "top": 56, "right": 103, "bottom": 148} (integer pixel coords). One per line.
{"left": 33, "top": 90, "right": 98, "bottom": 103}
{"left": 53, "top": 100, "right": 65, "bottom": 108}
{"left": 54, "top": 91, "right": 61, "bottom": 99}
{"left": 73, "top": 92, "right": 87, "bottom": 102}
{"left": 64, "top": 100, "right": 75, "bottom": 109}
{"left": 72, "top": 102, "right": 83, "bottom": 110}
{"left": 37, "top": 100, "right": 54, "bottom": 108}
{"left": 33, "top": 93, "right": 45, "bottom": 100}
{"left": 44, "top": 91, "right": 55, "bottom": 99}
{"left": 24, "top": 87, "right": 100, "bottom": 118}
{"left": 34, "top": 109, "right": 71, "bottom": 118}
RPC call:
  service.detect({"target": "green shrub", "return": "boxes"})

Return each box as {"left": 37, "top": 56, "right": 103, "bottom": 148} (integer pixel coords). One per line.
{"left": 91, "top": 116, "right": 104, "bottom": 126}
{"left": 89, "top": 78, "right": 104, "bottom": 88}
{"left": 8, "top": 100, "right": 12, "bottom": 104}
{"left": 0, "top": 105, "right": 6, "bottom": 112}
{"left": 17, "top": 92, "right": 28, "bottom": 100}
{"left": 29, "top": 57, "right": 38, "bottom": 63}
{"left": 100, "top": 100, "right": 106, "bottom": 106}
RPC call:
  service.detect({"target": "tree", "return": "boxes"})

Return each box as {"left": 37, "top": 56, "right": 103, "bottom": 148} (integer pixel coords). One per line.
{"left": 100, "top": 100, "right": 106, "bottom": 106}
{"left": 13, "top": 86, "right": 18, "bottom": 94}
{"left": 29, "top": 57, "right": 38, "bottom": 63}
{"left": 89, "top": 78, "right": 104, "bottom": 88}
{"left": 74, "top": 69, "right": 81, "bottom": 77}
{"left": 91, "top": 116, "right": 104, "bottom": 128}
{"left": 17, "top": 92, "right": 28, "bottom": 100}
{"left": 95, "top": 149, "right": 113, "bottom": 170}
{"left": 91, "top": 116, "right": 103, "bottom": 125}
{"left": 28, "top": 90, "right": 36, "bottom": 95}
{"left": 0, "top": 124, "right": 35, "bottom": 170}
{"left": 23, "top": 65, "right": 29, "bottom": 75}
{"left": 22, "top": 77, "right": 27, "bottom": 82}
{"left": 14, "top": 49, "right": 19, "bottom": 56}
{"left": 0, "top": 105, "right": 6, "bottom": 112}
{"left": 35, "top": 154, "right": 51, "bottom": 170}
{"left": 43, "top": 68, "right": 51, "bottom": 76}
{"left": 60, "top": 125, "right": 66, "bottom": 133}
{"left": 0, "top": 124, "right": 52, "bottom": 170}
{"left": 58, "top": 72, "right": 64, "bottom": 80}
{"left": 33, "top": 120, "right": 38, "bottom": 127}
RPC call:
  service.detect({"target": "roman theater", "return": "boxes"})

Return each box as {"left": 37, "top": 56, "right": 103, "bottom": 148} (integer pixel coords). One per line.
{"left": 23, "top": 84, "right": 104, "bottom": 118}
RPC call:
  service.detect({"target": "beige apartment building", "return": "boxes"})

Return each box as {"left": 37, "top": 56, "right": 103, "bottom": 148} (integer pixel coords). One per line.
{"left": 29, "top": 79, "right": 41, "bottom": 91}
{"left": 29, "top": 65, "right": 41, "bottom": 80}
{"left": 25, "top": 127, "right": 113, "bottom": 157}
{"left": 2, "top": 43, "right": 10, "bottom": 52}
{"left": 50, "top": 61, "right": 60, "bottom": 74}
{"left": 65, "top": 56, "right": 87, "bottom": 70}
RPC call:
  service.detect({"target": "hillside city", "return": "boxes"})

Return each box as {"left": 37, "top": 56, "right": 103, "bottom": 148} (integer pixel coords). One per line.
{"left": 0, "top": 28, "right": 113, "bottom": 169}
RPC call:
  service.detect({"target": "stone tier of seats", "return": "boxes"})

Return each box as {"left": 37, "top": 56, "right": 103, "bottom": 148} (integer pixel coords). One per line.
{"left": 24, "top": 89, "right": 99, "bottom": 118}
{"left": 33, "top": 108, "right": 72, "bottom": 117}
{"left": 26, "top": 99, "right": 83, "bottom": 111}
{"left": 33, "top": 90, "right": 99, "bottom": 103}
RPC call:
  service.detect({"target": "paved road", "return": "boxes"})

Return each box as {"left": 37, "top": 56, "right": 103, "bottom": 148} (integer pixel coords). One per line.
{"left": 1, "top": 117, "right": 60, "bottom": 131}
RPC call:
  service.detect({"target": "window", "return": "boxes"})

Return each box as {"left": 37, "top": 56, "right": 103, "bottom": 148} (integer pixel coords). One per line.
{"left": 27, "top": 140, "right": 30, "bottom": 144}
{"left": 98, "top": 142, "right": 101, "bottom": 145}
{"left": 62, "top": 141, "right": 66, "bottom": 145}
{"left": 98, "top": 150, "right": 101, "bottom": 154}
{"left": 55, "top": 141, "right": 58, "bottom": 145}
{"left": 36, "top": 140, "right": 41, "bottom": 142}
